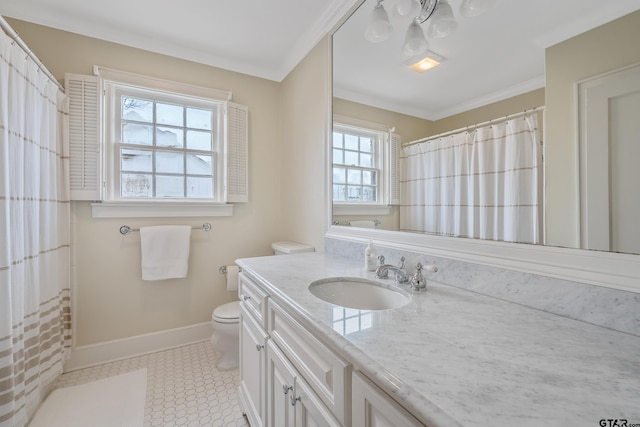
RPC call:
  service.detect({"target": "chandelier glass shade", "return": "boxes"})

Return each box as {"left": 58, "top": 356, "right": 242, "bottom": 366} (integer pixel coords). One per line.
{"left": 365, "top": 0, "right": 494, "bottom": 57}
{"left": 364, "top": 1, "right": 393, "bottom": 42}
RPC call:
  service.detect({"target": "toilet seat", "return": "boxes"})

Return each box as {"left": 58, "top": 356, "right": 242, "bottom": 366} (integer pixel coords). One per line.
{"left": 212, "top": 301, "right": 240, "bottom": 324}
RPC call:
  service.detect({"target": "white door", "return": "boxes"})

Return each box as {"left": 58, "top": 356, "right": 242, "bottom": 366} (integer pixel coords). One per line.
{"left": 578, "top": 63, "right": 640, "bottom": 253}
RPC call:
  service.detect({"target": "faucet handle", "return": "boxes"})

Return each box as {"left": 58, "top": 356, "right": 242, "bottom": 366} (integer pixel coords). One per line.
{"left": 377, "top": 255, "right": 385, "bottom": 266}
{"left": 398, "top": 256, "right": 406, "bottom": 268}
{"left": 423, "top": 263, "right": 438, "bottom": 273}
{"left": 410, "top": 263, "right": 427, "bottom": 291}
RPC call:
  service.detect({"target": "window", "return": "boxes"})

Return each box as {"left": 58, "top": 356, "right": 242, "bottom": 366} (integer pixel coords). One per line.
{"left": 109, "top": 84, "right": 220, "bottom": 201}
{"left": 65, "top": 69, "right": 248, "bottom": 218}
{"left": 332, "top": 125, "right": 380, "bottom": 203}
{"left": 332, "top": 116, "right": 400, "bottom": 214}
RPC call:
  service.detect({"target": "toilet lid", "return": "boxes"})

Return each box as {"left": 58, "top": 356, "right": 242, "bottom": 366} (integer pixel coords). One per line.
{"left": 213, "top": 301, "right": 240, "bottom": 323}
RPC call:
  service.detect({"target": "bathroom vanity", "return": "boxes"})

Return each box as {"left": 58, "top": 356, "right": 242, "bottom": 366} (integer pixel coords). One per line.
{"left": 236, "top": 252, "right": 640, "bottom": 427}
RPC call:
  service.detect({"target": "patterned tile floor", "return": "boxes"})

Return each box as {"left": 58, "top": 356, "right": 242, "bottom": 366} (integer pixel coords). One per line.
{"left": 52, "top": 340, "right": 249, "bottom": 427}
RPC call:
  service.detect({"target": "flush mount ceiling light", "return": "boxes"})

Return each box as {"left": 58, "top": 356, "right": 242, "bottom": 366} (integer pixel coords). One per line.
{"left": 365, "top": 0, "right": 495, "bottom": 57}
{"left": 405, "top": 50, "right": 446, "bottom": 72}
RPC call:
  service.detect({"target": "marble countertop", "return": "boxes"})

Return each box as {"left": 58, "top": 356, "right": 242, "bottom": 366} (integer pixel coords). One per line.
{"left": 236, "top": 252, "right": 640, "bottom": 427}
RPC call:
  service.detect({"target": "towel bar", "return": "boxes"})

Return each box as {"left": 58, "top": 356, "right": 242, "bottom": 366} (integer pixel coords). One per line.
{"left": 119, "top": 223, "right": 212, "bottom": 235}
{"left": 219, "top": 265, "right": 242, "bottom": 274}
{"left": 332, "top": 219, "right": 381, "bottom": 226}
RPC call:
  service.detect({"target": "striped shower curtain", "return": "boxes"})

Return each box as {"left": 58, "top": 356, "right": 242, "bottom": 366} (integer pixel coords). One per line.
{"left": 400, "top": 112, "right": 542, "bottom": 244}
{"left": 0, "top": 28, "right": 71, "bottom": 426}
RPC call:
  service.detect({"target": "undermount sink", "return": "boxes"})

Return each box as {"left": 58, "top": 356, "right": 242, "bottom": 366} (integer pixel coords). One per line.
{"left": 308, "top": 277, "right": 411, "bottom": 310}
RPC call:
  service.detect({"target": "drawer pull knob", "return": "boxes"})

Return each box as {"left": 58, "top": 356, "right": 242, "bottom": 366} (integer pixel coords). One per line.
{"left": 290, "top": 394, "right": 301, "bottom": 406}
{"left": 282, "top": 385, "right": 293, "bottom": 395}
{"left": 243, "top": 295, "right": 251, "bottom": 301}
{"left": 256, "top": 344, "right": 264, "bottom": 351}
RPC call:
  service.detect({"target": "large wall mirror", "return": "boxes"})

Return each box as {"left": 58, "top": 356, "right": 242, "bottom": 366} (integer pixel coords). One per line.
{"left": 331, "top": 0, "right": 640, "bottom": 256}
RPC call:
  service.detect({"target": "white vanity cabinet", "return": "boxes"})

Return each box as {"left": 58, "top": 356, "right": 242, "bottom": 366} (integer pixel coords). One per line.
{"left": 238, "top": 270, "right": 426, "bottom": 427}
{"left": 352, "top": 371, "right": 426, "bottom": 427}
{"left": 238, "top": 274, "right": 269, "bottom": 427}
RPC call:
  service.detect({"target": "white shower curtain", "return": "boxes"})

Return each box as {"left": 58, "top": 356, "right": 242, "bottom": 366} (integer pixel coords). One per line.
{"left": 0, "top": 29, "right": 71, "bottom": 427}
{"left": 400, "top": 112, "right": 542, "bottom": 244}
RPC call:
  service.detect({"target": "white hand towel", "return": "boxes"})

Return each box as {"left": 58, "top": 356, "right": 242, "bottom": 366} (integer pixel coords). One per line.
{"left": 140, "top": 226, "right": 191, "bottom": 281}
{"left": 349, "top": 220, "right": 376, "bottom": 228}
{"left": 225, "top": 265, "right": 239, "bottom": 291}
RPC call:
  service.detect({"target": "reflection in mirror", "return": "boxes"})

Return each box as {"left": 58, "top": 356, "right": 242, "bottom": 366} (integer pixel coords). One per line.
{"left": 332, "top": 0, "right": 640, "bottom": 254}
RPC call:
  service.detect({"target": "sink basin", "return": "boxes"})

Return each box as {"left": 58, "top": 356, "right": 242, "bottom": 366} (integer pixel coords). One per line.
{"left": 308, "top": 277, "right": 411, "bottom": 310}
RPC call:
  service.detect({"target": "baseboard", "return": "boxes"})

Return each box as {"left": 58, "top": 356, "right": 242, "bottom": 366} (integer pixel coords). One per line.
{"left": 64, "top": 322, "right": 212, "bottom": 372}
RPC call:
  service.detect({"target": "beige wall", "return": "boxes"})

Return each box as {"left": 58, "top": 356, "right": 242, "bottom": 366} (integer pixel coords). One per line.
{"left": 432, "top": 89, "right": 545, "bottom": 134}
{"left": 279, "top": 38, "right": 331, "bottom": 252}
{"left": 545, "top": 10, "right": 640, "bottom": 248}
{"left": 8, "top": 18, "right": 288, "bottom": 346}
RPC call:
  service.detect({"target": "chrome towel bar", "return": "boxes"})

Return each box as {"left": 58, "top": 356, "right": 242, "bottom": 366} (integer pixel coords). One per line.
{"left": 119, "top": 223, "right": 212, "bottom": 235}
{"left": 332, "top": 219, "right": 381, "bottom": 226}
{"left": 219, "top": 265, "right": 242, "bottom": 274}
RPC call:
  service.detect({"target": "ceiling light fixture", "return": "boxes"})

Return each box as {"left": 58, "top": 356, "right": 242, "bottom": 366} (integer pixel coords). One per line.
{"left": 405, "top": 50, "right": 445, "bottom": 72}
{"left": 365, "top": 0, "right": 495, "bottom": 57}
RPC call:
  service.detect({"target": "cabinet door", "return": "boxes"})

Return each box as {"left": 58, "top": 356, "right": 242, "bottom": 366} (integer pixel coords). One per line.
{"left": 268, "top": 299, "right": 350, "bottom": 424}
{"left": 352, "top": 371, "right": 425, "bottom": 427}
{"left": 239, "top": 303, "right": 269, "bottom": 427}
{"left": 266, "top": 341, "right": 296, "bottom": 427}
{"left": 294, "top": 377, "right": 342, "bottom": 427}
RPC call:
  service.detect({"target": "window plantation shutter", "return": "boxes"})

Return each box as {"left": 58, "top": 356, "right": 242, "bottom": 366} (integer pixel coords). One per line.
{"left": 225, "top": 102, "right": 248, "bottom": 203}
{"left": 388, "top": 132, "right": 401, "bottom": 205}
{"left": 65, "top": 73, "right": 102, "bottom": 201}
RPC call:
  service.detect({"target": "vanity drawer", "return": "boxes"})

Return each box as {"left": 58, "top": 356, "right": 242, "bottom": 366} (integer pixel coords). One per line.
{"left": 238, "top": 273, "right": 269, "bottom": 327}
{"left": 267, "top": 298, "right": 351, "bottom": 425}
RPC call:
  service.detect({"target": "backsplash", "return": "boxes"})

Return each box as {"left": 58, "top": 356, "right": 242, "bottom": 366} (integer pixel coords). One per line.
{"left": 325, "top": 237, "right": 640, "bottom": 337}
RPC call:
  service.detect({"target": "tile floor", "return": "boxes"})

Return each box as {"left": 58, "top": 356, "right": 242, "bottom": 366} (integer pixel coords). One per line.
{"left": 52, "top": 340, "right": 249, "bottom": 427}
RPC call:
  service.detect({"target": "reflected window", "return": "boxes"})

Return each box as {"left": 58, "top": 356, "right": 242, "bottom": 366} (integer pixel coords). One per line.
{"left": 332, "top": 123, "right": 381, "bottom": 204}
{"left": 332, "top": 307, "right": 372, "bottom": 335}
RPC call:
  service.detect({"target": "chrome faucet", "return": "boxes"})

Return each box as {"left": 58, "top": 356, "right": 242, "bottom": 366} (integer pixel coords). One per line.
{"left": 375, "top": 256, "right": 409, "bottom": 284}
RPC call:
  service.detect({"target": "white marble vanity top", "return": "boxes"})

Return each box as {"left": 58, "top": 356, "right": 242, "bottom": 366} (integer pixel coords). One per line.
{"left": 236, "top": 252, "right": 640, "bottom": 427}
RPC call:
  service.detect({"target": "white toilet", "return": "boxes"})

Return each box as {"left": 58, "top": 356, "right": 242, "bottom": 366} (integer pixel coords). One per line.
{"left": 210, "top": 241, "right": 314, "bottom": 370}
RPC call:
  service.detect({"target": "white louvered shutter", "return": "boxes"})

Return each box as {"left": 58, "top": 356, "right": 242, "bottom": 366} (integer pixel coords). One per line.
{"left": 388, "top": 132, "right": 401, "bottom": 205}
{"left": 65, "top": 73, "right": 102, "bottom": 200}
{"left": 225, "top": 102, "right": 248, "bottom": 203}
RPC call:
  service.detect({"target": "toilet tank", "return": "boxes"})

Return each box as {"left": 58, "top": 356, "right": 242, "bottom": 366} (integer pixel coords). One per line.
{"left": 271, "top": 241, "right": 315, "bottom": 255}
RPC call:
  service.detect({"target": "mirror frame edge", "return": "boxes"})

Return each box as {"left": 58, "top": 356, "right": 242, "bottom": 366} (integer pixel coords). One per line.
{"left": 325, "top": 0, "right": 640, "bottom": 294}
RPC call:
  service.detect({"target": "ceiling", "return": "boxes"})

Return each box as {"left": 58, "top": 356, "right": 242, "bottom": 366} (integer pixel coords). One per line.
{"left": 0, "top": 0, "right": 358, "bottom": 81}
{"left": 1, "top": 0, "right": 639, "bottom": 120}
{"left": 334, "top": 0, "right": 640, "bottom": 120}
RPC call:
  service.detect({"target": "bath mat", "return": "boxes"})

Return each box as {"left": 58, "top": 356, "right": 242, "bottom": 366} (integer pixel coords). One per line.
{"left": 28, "top": 368, "right": 147, "bottom": 427}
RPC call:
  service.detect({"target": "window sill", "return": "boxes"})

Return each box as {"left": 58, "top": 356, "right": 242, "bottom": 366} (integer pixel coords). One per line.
{"left": 91, "top": 201, "right": 233, "bottom": 218}
{"left": 332, "top": 204, "right": 392, "bottom": 216}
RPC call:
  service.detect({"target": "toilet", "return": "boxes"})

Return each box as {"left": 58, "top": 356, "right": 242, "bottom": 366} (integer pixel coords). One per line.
{"left": 210, "top": 241, "right": 314, "bottom": 370}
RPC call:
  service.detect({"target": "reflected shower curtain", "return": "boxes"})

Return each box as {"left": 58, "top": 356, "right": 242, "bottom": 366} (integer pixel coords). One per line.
{"left": 0, "top": 29, "right": 71, "bottom": 426}
{"left": 400, "top": 112, "right": 542, "bottom": 244}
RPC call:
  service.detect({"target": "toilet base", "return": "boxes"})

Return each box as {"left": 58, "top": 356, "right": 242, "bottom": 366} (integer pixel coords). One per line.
{"left": 210, "top": 327, "right": 239, "bottom": 371}
{"left": 215, "top": 351, "right": 239, "bottom": 371}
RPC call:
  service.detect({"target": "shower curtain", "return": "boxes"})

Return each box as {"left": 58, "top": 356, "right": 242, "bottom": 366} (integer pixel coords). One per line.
{"left": 0, "top": 28, "right": 71, "bottom": 427}
{"left": 400, "top": 112, "right": 542, "bottom": 244}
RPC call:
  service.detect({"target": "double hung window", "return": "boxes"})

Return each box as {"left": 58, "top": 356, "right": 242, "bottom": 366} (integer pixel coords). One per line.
{"left": 110, "top": 84, "right": 220, "bottom": 200}
{"left": 332, "top": 124, "right": 382, "bottom": 204}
